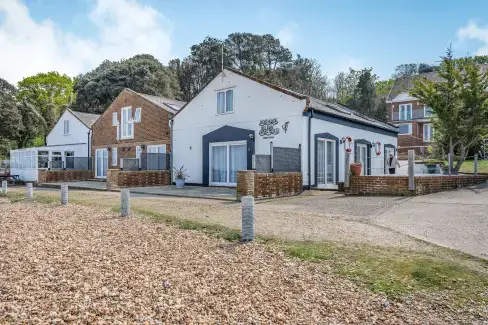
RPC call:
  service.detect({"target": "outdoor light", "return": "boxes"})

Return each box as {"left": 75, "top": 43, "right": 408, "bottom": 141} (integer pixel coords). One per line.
{"left": 249, "top": 133, "right": 254, "bottom": 140}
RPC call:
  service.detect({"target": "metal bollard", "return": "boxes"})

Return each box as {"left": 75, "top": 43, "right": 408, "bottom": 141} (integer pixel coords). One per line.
{"left": 1, "top": 181, "right": 6, "bottom": 194}
{"left": 408, "top": 150, "right": 415, "bottom": 191}
{"left": 61, "top": 185, "right": 69, "bottom": 206}
{"left": 241, "top": 195, "right": 255, "bottom": 241}
{"left": 26, "top": 183, "right": 33, "bottom": 199}
{"left": 474, "top": 154, "right": 479, "bottom": 176}
{"left": 120, "top": 189, "right": 130, "bottom": 217}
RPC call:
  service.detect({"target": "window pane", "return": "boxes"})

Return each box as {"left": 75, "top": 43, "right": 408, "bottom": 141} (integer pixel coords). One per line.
{"left": 217, "top": 92, "right": 225, "bottom": 114}
{"left": 226, "top": 90, "right": 233, "bottom": 112}
{"left": 399, "top": 124, "right": 410, "bottom": 134}
{"left": 212, "top": 145, "right": 227, "bottom": 183}
{"left": 424, "top": 106, "right": 432, "bottom": 117}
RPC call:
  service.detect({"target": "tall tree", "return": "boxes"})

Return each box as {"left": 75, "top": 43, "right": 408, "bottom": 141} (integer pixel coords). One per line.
{"left": 392, "top": 63, "right": 433, "bottom": 78}
{"left": 410, "top": 48, "right": 488, "bottom": 171}
{"left": 74, "top": 54, "right": 181, "bottom": 113}
{"left": 350, "top": 68, "right": 378, "bottom": 116}
{"left": 17, "top": 72, "right": 74, "bottom": 132}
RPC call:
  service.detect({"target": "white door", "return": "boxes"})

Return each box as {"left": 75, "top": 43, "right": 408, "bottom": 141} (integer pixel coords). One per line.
{"left": 210, "top": 141, "right": 246, "bottom": 187}
{"left": 384, "top": 147, "right": 395, "bottom": 173}
{"left": 95, "top": 149, "right": 108, "bottom": 178}
{"left": 317, "top": 139, "right": 336, "bottom": 187}
{"left": 358, "top": 144, "right": 368, "bottom": 175}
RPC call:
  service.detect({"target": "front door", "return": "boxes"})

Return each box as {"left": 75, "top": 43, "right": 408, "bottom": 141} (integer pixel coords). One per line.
{"left": 210, "top": 141, "right": 247, "bottom": 187}
{"left": 317, "top": 139, "right": 336, "bottom": 187}
{"left": 357, "top": 144, "right": 368, "bottom": 175}
{"left": 384, "top": 146, "right": 395, "bottom": 174}
{"left": 95, "top": 149, "right": 108, "bottom": 178}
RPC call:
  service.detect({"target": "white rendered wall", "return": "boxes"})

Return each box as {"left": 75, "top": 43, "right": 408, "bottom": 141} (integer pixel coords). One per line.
{"left": 46, "top": 110, "right": 90, "bottom": 151}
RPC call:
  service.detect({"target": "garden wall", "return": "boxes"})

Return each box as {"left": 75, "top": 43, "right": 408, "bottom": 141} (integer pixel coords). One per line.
{"left": 237, "top": 170, "right": 302, "bottom": 200}
{"left": 349, "top": 175, "right": 488, "bottom": 196}
{"left": 106, "top": 169, "right": 171, "bottom": 189}
{"left": 38, "top": 169, "right": 92, "bottom": 183}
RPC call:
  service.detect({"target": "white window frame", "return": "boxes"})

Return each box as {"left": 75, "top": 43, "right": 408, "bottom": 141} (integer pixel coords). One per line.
{"left": 423, "top": 123, "right": 433, "bottom": 142}
{"left": 63, "top": 120, "right": 69, "bottom": 135}
{"left": 134, "top": 107, "right": 142, "bottom": 123}
{"left": 398, "top": 123, "right": 412, "bottom": 135}
{"left": 112, "top": 148, "right": 118, "bottom": 166}
{"left": 112, "top": 112, "right": 118, "bottom": 126}
{"left": 121, "top": 106, "right": 134, "bottom": 139}
{"left": 209, "top": 140, "right": 246, "bottom": 187}
{"left": 216, "top": 89, "right": 234, "bottom": 115}
{"left": 399, "top": 104, "right": 412, "bottom": 121}
{"left": 147, "top": 144, "right": 167, "bottom": 154}
{"left": 424, "top": 105, "right": 432, "bottom": 118}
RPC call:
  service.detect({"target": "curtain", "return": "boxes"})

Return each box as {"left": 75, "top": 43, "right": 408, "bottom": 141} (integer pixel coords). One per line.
{"left": 212, "top": 146, "right": 227, "bottom": 183}
{"left": 229, "top": 145, "right": 246, "bottom": 184}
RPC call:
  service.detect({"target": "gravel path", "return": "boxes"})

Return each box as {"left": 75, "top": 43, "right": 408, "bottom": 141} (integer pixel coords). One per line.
{"left": 0, "top": 200, "right": 466, "bottom": 324}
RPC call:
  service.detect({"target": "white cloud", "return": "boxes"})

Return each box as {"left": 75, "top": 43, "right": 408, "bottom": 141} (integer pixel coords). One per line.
{"left": 0, "top": 0, "right": 173, "bottom": 84}
{"left": 457, "top": 19, "right": 488, "bottom": 55}
{"left": 276, "top": 22, "right": 298, "bottom": 48}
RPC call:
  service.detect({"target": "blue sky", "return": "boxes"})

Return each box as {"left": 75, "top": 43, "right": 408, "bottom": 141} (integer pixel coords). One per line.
{"left": 1, "top": 0, "right": 488, "bottom": 83}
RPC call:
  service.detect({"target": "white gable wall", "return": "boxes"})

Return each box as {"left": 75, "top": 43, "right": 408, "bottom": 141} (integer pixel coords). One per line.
{"left": 173, "top": 70, "right": 306, "bottom": 184}
{"left": 46, "top": 110, "right": 90, "bottom": 147}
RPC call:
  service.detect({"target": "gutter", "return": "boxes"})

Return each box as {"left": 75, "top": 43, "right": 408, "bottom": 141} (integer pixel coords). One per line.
{"left": 307, "top": 107, "right": 314, "bottom": 190}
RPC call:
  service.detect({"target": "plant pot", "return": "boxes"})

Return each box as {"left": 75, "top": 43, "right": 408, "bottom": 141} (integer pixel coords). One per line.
{"left": 175, "top": 178, "right": 185, "bottom": 189}
{"left": 350, "top": 163, "right": 362, "bottom": 176}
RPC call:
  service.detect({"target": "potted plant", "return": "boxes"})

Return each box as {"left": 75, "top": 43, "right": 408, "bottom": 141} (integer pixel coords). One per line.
{"left": 350, "top": 161, "right": 362, "bottom": 176}
{"left": 173, "top": 166, "right": 189, "bottom": 189}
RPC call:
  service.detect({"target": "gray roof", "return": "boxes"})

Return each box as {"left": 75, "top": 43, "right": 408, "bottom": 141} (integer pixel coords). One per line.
{"left": 134, "top": 91, "right": 186, "bottom": 114}
{"left": 70, "top": 110, "right": 100, "bottom": 128}
{"left": 387, "top": 64, "right": 488, "bottom": 101}
{"left": 309, "top": 98, "right": 399, "bottom": 133}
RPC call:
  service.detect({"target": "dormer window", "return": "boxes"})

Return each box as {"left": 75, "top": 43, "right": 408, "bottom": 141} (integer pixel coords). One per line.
{"left": 217, "top": 89, "right": 233, "bottom": 114}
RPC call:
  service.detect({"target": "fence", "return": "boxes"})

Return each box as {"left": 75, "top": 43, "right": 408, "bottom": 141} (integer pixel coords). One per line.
{"left": 49, "top": 157, "right": 91, "bottom": 170}
{"left": 254, "top": 144, "right": 301, "bottom": 173}
{"left": 121, "top": 153, "right": 171, "bottom": 171}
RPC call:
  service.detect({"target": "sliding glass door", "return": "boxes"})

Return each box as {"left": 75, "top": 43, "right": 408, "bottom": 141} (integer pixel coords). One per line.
{"left": 317, "top": 138, "right": 336, "bottom": 187}
{"left": 210, "top": 141, "right": 247, "bottom": 186}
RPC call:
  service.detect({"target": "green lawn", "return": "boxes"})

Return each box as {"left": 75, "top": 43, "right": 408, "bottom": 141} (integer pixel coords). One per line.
{"left": 459, "top": 159, "right": 488, "bottom": 174}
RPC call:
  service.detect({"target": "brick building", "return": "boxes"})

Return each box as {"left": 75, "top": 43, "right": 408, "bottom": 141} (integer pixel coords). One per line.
{"left": 91, "top": 88, "right": 185, "bottom": 179}
{"left": 386, "top": 72, "right": 440, "bottom": 158}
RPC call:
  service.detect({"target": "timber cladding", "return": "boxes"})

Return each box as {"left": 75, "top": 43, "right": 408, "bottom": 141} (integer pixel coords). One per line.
{"left": 349, "top": 175, "right": 488, "bottom": 196}
{"left": 237, "top": 170, "right": 302, "bottom": 200}
{"left": 106, "top": 169, "right": 170, "bottom": 188}
{"left": 91, "top": 89, "right": 172, "bottom": 169}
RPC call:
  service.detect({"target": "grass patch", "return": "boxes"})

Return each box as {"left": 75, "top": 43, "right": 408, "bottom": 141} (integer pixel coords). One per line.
{"left": 281, "top": 241, "right": 488, "bottom": 303}
{"left": 459, "top": 159, "right": 488, "bottom": 174}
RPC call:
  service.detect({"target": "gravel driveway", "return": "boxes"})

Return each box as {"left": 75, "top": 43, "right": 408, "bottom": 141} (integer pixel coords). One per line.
{"left": 0, "top": 199, "right": 467, "bottom": 324}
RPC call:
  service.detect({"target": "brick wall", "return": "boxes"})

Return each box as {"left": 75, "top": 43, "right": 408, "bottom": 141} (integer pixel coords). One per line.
{"left": 349, "top": 175, "right": 488, "bottom": 196}
{"left": 91, "top": 88, "right": 172, "bottom": 169}
{"left": 237, "top": 170, "right": 302, "bottom": 200}
{"left": 106, "top": 169, "right": 170, "bottom": 188}
{"left": 38, "top": 169, "right": 92, "bottom": 183}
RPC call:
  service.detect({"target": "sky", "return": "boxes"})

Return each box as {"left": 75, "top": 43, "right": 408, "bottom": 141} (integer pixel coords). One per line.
{"left": 1, "top": 0, "right": 488, "bottom": 84}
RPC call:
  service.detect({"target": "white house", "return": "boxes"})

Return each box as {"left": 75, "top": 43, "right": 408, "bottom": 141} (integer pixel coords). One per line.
{"left": 173, "top": 68, "right": 398, "bottom": 189}
{"left": 10, "top": 109, "right": 100, "bottom": 181}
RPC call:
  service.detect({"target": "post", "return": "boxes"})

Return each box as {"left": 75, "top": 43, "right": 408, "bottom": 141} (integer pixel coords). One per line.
{"left": 61, "top": 185, "right": 68, "bottom": 206}
{"left": 120, "top": 188, "right": 130, "bottom": 217}
{"left": 270, "top": 141, "right": 274, "bottom": 172}
{"left": 1, "top": 181, "right": 7, "bottom": 194}
{"left": 241, "top": 195, "right": 255, "bottom": 241}
{"left": 474, "top": 154, "right": 478, "bottom": 176}
{"left": 344, "top": 151, "right": 351, "bottom": 187}
{"left": 26, "top": 183, "right": 33, "bottom": 199}
{"left": 448, "top": 153, "right": 452, "bottom": 176}
{"left": 408, "top": 150, "right": 415, "bottom": 191}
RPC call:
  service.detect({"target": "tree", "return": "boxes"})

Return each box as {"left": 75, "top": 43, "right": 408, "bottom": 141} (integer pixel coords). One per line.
{"left": 410, "top": 48, "right": 488, "bottom": 171}
{"left": 17, "top": 72, "right": 74, "bottom": 132}
{"left": 0, "top": 78, "right": 22, "bottom": 157}
{"left": 349, "top": 68, "right": 377, "bottom": 114}
{"left": 392, "top": 63, "right": 433, "bottom": 78}
{"left": 74, "top": 54, "right": 180, "bottom": 113}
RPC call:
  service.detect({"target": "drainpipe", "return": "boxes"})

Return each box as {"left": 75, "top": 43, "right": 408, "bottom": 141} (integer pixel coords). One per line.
{"left": 170, "top": 118, "right": 174, "bottom": 184}
{"left": 308, "top": 107, "right": 314, "bottom": 190}
{"left": 87, "top": 130, "right": 91, "bottom": 170}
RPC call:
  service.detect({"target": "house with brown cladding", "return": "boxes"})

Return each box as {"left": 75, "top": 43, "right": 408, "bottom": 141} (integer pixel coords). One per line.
{"left": 91, "top": 88, "right": 185, "bottom": 179}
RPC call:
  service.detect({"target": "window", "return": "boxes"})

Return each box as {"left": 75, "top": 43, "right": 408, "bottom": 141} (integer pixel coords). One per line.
{"left": 121, "top": 107, "right": 134, "bottom": 139}
{"left": 112, "top": 112, "right": 118, "bottom": 126}
{"left": 423, "top": 124, "right": 434, "bottom": 142}
{"left": 38, "top": 151, "right": 49, "bottom": 168}
{"left": 134, "top": 107, "right": 141, "bottom": 122}
{"left": 398, "top": 123, "right": 412, "bottom": 135}
{"left": 217, "top": 89, "right": 233, "bottom": 114}
{"left": 399, "top": 104, "right": 412, "bottom": 121}
{"left": 424, "top": 106, "right": 432, "bottom": 117}
{"left": 112, "top": 148, "right": 118, "bottom": 166}
{"left": 65, "top": 151, "right": 75, "bottom": 169}
{"left": 51, "top": 151, "right": 63, "bottom": 169}
{"left": 64, "top": 120, "right": 69, "bottom": 135}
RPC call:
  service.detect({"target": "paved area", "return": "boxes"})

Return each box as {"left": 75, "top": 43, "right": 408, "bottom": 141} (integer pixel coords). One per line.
{"left": 42, "top": 181, "right": 236, "bottom": 200}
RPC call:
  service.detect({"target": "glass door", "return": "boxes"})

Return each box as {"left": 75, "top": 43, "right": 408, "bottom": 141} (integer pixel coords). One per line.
{"left": 96, "top": 149, "right": 108, "bottom": 178}
{"left": 317, "top": 139, "right": 336, "bottom": 187}
{"left": 210, "top": 141, "right": 246, "bottom": 186}
{"left": 358, "top": 144, "right": 368, "bottom": 175}
{"left": 384, "top": 147, "right": 394, "bottom": 174}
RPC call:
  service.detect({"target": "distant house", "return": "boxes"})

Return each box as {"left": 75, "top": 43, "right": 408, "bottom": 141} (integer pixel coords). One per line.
{"left": 173, "top": 68, "right": 398, "bottom": 189}
{"left": 10, "top": 109, "right": 100, "bottom": 181}
{"left": 90, "top": 88, "right": 185, "bottom": 179}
